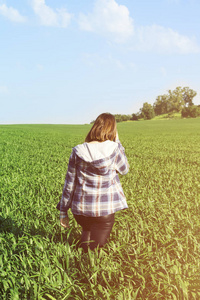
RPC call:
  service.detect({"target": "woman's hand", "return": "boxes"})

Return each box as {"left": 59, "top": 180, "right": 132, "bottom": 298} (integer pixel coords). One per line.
{"left": 60, "top": 216, "right": 69, "bottom": 228}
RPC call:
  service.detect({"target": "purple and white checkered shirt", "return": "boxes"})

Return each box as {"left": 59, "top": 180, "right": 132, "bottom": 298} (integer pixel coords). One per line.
{"left": 57, "top": 140, "right": 129, "bottom": 218}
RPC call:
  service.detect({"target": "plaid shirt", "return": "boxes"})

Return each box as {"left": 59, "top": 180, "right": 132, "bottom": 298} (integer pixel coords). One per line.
{"left": 57, "top": 140, "right": 129, "bottom": 218}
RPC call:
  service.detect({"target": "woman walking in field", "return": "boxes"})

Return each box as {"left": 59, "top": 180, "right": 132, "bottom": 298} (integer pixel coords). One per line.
{"left": 57, "top": 113, "right": 129, "bottom": 252}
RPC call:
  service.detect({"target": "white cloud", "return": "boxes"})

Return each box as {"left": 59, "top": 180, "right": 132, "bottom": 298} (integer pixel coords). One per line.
{"left": 0, "top": 4, "right": 27, "bottom": 23}
{"left": 78, "top": 0, "right": 199, "bottom": 54}
{"left": 31, "top": 0, "right": 72, "bottom": 28}
{"left": 134, "top": 24, "right": 200, "bottom": 54}
{"left": 78, "top": 0, "right": 134, "bottom": 43}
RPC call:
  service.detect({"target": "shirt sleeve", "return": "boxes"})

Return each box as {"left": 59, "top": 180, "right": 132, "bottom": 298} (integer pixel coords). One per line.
{"left": 115, "top": 140, "right": 129, "bottom": 175}
{"left": 56, "top": 149, "right": 77, "bottom": 218}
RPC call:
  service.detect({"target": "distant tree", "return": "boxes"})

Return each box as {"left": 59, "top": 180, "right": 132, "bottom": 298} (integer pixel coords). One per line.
{"left": 168, "top": 87, "right": 185, "bottom": 112}
{"left": 181, "top": 107, "right": 189, "bottom": 118}
{"left": 153, "top": 86, "right": 197, "bottom": 115}
{"left": 114, "top": 114, "right": 131, "bottom": 122}
{"left": 181, "top": 106, "right": 200, "bottom": 118}
{"left": 182, "top": 87, "right": 197, "bottom": 107}
{"left": 114, "top": 114, "right": 122, "bottom": 123}
{"left": 136, "top": 111, "right": 143, "bottom": 119}
{"left": 131, "top": 113, "right": 138, "bottom": 121}
{"left": 121, "top": 114, "right": 131, "bottom": 121}
{"left": 140, "top": 102, "right": 155, "bottom": 120}
{"left": 153, "top": 94, "right": 169, "bottom": 115}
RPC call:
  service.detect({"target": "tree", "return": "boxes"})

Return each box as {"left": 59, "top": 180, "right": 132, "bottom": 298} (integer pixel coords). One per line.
{"left": 114, "top": 114, "right": 131, "bottom": 122}
{"left": 153, "top": 86, "right": 197, "bottom": 115}
{"left": 181, "top": 106, "right": 200, "bottom": 118}
{"left": 182, "top": 87, "right": 197, "bottom": 107}
{"left": 114, "top": 114, "right": 123, "bottom": 122}
{"left": 131, "top": 113, "right": 138, "bottom": 121}
{"left": 121, "top": 114, "right": 132, "bottom": 121}
{"left": 153, "top": 94, "right": 169, "bottom": 115}
{"left": 140, "top": 102, "right": 155, "bottom": 120}
{"left": 168, "top": 87, "right": 185, "bottom": 112}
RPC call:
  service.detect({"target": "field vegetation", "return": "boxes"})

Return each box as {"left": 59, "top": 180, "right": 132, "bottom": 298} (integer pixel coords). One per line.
{"left": 1, "top": 119, "right": 200, "bottom": 299}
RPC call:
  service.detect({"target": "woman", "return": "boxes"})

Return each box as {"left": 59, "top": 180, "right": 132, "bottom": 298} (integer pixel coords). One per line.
{"left": 57, "top": 113, "right": 129, "bottom": 251}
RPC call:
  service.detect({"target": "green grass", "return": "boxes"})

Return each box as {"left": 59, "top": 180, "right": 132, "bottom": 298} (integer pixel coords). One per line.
{"left": 0, "top": 119, "right": 200, "bottom": 299}
{"left": 152, "top": 112, "right": 182, "bottom": 120}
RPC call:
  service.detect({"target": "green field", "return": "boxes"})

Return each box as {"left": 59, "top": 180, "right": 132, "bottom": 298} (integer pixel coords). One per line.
{"left": 1, "top": 119, "right": 200, "bottom": 299}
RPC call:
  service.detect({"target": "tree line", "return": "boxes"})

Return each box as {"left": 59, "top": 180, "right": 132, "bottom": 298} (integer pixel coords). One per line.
{"left": 113, "top": 87, "right": 200, "bottom": 122}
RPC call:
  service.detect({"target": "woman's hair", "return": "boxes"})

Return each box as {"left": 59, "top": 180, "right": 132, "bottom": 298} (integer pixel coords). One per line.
{"left": 85, "top": 113, "right": 117, "bottom": 142}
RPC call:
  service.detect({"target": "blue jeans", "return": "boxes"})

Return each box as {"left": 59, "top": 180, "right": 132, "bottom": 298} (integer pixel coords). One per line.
{"left": 73, "top": 213, "right": 115, "bottom": 251}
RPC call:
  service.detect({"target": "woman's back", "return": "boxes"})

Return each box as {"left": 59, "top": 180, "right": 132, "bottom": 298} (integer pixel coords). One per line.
{"left": 70, "top": 140, "right": 129, "bottom": 217}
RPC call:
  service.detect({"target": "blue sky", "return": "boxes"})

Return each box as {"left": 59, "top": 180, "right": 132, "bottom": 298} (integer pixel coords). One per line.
{"left": 1, "top": 0, "right": 200, "bottom": 124}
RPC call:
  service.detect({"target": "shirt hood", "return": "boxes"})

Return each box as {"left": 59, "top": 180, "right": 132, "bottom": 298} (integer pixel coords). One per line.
{"left": 73, "top": 140, "right": 119, "bottom": 175}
